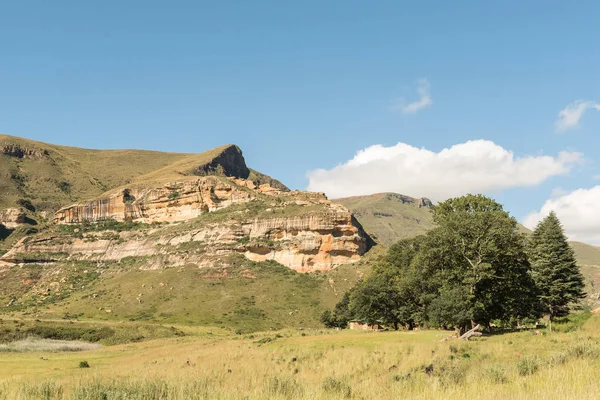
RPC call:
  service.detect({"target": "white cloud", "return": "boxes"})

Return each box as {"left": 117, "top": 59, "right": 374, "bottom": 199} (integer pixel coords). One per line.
{"left": 306, "top": 140, "right": 582, "bottom": 201}
{"left": 555, "top": 100, "right": 600, "bottom": 132}
{"left": 523, "top": 186, "right": 600, "bottom": 245}
{"left": 393, "top": 79, "right": 432, "bottom": 114}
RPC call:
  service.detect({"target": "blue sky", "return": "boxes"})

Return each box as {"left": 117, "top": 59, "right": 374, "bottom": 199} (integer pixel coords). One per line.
{"left": 1, "top": 1, "right": 599, "bottom": 242}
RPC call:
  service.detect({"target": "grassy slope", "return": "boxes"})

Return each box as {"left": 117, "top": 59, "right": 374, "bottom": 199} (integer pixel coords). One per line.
{"left": 1, "top": 313, "right": 600, "bottom": 399}
{"left": 0, "top": 133, "right": 192, "bottom": 212}
{"left": 0, "top": 134, "right": 287, "bottom": 213}
{"left": 0, "top": 246, "right": 376, "bottom": 333}
{"left": 334, "top": 193, "right": 434, "bottom": 245}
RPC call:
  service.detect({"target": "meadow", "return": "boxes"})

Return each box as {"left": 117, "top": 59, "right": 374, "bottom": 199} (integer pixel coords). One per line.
{"left": 0, "top": 313, "right": 599, "bottom": 399}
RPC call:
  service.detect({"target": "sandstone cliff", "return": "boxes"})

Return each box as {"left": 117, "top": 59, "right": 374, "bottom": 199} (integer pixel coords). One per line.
{"left": 54, "top": 176, "right": 256, "bottom": 224}
{"left": 5, "top": 177, "right": 371, "bottom": 272}
{"left": 0, "top": 208, "right": 26, "bottom": 228}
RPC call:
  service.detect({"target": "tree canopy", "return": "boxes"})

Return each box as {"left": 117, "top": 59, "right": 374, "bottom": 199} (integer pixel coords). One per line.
{"left": 328, "top": 194, "right": 578, "bottom": 333}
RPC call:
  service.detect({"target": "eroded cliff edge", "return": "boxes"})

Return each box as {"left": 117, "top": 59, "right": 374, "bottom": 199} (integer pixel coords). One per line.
{"left": 4, "top": 176, "right": 371, "bottom": 272}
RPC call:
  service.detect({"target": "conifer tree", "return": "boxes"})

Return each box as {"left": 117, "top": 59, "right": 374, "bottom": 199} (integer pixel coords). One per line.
{"left": 528, "top": 212, "right": 585, "bottom": 330}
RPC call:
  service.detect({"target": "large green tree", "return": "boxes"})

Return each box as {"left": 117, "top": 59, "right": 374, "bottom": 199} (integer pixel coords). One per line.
{"left": 349, "top": 238, "right": 422, "bottom": 330}
{"left": 325, "top": 195, "right": 540, "bottom": 333}
{"left": 418, "top": 194, "right": 539, "bottom": 331}
{"left": 528, "top": 211, "right": 585, "bottom": 330}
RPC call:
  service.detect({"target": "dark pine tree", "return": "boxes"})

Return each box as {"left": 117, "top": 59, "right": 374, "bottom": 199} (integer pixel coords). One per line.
{"left": 528, "top": 211, "right": 586, "bottom": 331}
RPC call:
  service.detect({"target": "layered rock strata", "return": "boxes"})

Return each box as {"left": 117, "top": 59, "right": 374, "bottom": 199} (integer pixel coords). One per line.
{"left": 0, "top": 208, "right": 26, "bottom": 228}
{"left": 5, "top": 179, "right": 370, "bottom": 272}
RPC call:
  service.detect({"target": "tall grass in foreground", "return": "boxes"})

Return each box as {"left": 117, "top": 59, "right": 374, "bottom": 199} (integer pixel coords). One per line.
{"left": 3, "top": 313, "right": 600, "bottom": 399}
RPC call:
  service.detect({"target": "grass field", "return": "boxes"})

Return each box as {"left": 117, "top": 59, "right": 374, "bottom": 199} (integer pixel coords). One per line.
{"left": 0, "top": 313, "right": 599, "bottom": 399}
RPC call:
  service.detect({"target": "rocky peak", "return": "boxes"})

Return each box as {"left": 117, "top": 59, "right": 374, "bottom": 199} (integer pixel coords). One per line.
{"left": 186, "top": 144, "right": 250, "bottom": 179}
{"left": 1, "top": 143, "right": 49, "bottom": 160}
{"left": 417, "top": 197, "right": 433, "bottom": 208}
{"left": 384, "top": 193, "right": 432, "bottom": 207}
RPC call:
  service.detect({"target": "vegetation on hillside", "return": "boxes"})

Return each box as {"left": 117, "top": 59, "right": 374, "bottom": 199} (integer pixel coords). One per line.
{"left": 325, "top": 195, "right": 585, "bottom": 333}
{"left": 334, "top": 192, "right": 434, "bottom": 245}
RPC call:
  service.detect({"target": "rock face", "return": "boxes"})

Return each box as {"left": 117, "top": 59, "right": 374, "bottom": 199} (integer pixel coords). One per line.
{"left": 244, "top": 212, "right": 368, "bottom": 271}
{"left": 187, "top": 145, "right": 250, "bottom": 178}
{"left": 0, "top": 208, "right": 26, "bottom": 228}
{"left": 417, "top": 197, "right": 433, "bottom": 208}
{"left": 1, "top": 144, "right": 48, "bottom": 159}
{"left": 54, "top": 177, "right": 255, "bottom": 224}
{"left": 5, "top": 177, "right": 371, "bottom": 272}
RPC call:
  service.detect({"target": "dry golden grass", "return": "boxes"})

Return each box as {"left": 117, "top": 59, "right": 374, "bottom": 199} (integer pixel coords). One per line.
{"left": 2, "top": 315, "right": 600, "bottom": 399}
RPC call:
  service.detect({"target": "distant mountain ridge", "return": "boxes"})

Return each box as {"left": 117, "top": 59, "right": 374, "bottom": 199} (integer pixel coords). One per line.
{"left": 334, "top": 192, "right": 434, "bottom": 245}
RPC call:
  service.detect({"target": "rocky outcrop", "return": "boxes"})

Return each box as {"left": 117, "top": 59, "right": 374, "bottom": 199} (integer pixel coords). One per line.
{"left": 244, "top": 210, "right": 369, "bottom": 272}
{"left": 1, "top": 144, "right": 48, "bottom": 159}
{"left": 186, "top": 145, "right": 250, "bottom": 178}
{"left": 54, "top": 177, "right": 257, "bottom": 224}
{"left": 0, "top": 208, "right": 26, "bottom": 228}
{"left": 6, "top": 207, "right": 369, "bottom": 272}
{"left": 417, "top": 197, "right": 433, "bottom": 208}
{"left": 6, "top": 179, "right": 371, "bottom": 271}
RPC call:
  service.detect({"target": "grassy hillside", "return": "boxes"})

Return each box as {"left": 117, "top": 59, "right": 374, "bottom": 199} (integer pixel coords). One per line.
{"left": 0, "top": 134, "right": 191, "bottom": 212}
{"left": 334, "top": 193, "right": 434, "bottom": 245}
{"left": 0, "top": 134, "right": 287, "bottom": 214}
{"left": 0, "top": 246, "right": 378, "bottom": 332}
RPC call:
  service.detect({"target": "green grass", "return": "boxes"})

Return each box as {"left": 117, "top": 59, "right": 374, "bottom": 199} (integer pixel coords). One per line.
{"left": 0, "top": 253, "right": 370, "bottom": 333}
{"left": 334, "top": 192, "right": 434, "bottom": 245}
{"left": 2, "top": 313, "right": 600, "bottom": 398}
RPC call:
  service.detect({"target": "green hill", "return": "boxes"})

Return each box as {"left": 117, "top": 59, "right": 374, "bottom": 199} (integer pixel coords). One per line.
{"left": 0, "top": 134, "right": 287, "bottom": 214}
{"left": 333, "top": 193, "right": 434, "bottom": 245}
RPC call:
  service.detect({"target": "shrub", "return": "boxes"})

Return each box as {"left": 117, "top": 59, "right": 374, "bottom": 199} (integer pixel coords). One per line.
{"left": 565, "top": 340, "right": 600, "bottom": 360}
{"left": 267, "top": 376, "right": 303, "bottom": 397}
{"left": 516, "top": 355, "right": 541, "bottom": 376}
{"left": 20, "top": 381, "right": 64, "bottom": 399}
{"left": 79, "top": 360, "right": 90, "bottom": 368}
{"left": 437, "top": 361, "right": 468, "bottom": 387}
{"left": 322, "top": 377, "right": 352, "bottom": 398}
{"left": 485, "top": 364, "right": 508, "bottom": 384}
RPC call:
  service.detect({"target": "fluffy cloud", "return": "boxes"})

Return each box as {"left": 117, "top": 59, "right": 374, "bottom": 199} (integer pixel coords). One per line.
{"left": 306, "top": 140, "right": 582, "bottom": 200}
{"left": 523, "top": 186, "right": 600, "bottom": 245}
{"left": 393, "top": 79, "right": 432, "bottom": 114}
{"left": 555, "top": 100, "right": 600, "bottom": 132}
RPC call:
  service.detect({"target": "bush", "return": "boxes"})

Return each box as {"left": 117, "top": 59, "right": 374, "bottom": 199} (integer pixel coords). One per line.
{"left": 20, "top": 381, "right": 64, "bottom": 399}
{"left": 485, "top": 364, "right": 508, "bottom": 384}
{"left": 516, "top": 355, "right": 541, "bottom": 376}
{"left": 322, "top": 377, "right": 352, "bottom": 398}
{"left": 267, "top": 376, "right": 303, "bottom": 397}
{"left": 79, "top": 360, "right": 90, "bottom": 368}
{"left": 437, "top": 361, "right": 468, "bottom": 387}
{"left": 565, "top": 340, "right": 600, "bottom": 360}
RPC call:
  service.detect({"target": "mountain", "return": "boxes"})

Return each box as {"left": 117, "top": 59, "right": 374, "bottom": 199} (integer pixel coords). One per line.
{"left": 0, "top": 134, "right": 287, "bottom": 214}
{"left": 0, "top": 135, "right": 372, "bottom": 331}
{"left": 333, "top": 193, "right": 434, "bottom": 245}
